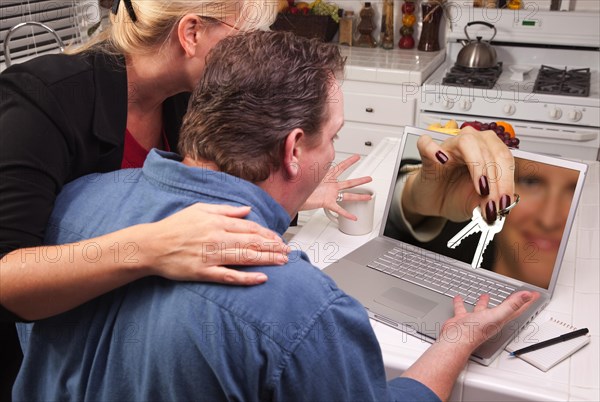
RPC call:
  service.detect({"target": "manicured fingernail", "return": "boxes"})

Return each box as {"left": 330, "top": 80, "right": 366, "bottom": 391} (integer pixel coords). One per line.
{"left": 500, "top": 194, "right": 511, "bottom": 211}
{"left": 485, "top": 200, "right": 497, "bottom": 224}
{"left": 435, "top": 150, "right": 448, "bottom": 164}
{"left": 479, "top": 176, "right": 490, "bottom": 196}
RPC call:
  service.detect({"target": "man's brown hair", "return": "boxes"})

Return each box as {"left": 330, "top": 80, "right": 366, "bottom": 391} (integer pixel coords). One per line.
{"left": 178, "top": 30, "right": 345, "bottom": 182}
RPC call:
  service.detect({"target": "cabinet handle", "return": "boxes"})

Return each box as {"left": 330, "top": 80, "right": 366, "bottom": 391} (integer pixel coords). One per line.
{"left": 364, "top": 141, "right": 372, "bottom": 146}
{"left": 365, "top": 107, "right": 374, "bottom": 113}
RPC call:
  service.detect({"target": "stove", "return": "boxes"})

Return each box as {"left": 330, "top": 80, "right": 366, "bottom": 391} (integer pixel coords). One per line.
{"left": 533, "top": 66, "right": 591, "bottom": 97}
{"left": 419, "top": 8, "right": 600, "bottom": 161}
{"left": 442, "top": 63, "right": 503, "bottom": 89}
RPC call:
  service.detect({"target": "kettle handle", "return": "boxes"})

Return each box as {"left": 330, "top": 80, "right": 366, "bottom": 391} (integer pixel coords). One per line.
{"left": 464, "top": 21, "right": 497, "bottom": 42}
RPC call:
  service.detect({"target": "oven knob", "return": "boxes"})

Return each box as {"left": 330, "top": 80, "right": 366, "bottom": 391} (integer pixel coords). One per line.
{"left": 503, "top": 104, "right": 516, "bottom": 116}
{"left": 568, "top": 109, "right": 583, "bottom": 122}
{"left": 442, "top": 99, "right": 455, "bottom": 110}
{"left": 459, "top": 100, "right": 472, "bottom": 111}
{"left": 548, "top": 107, "right": 563, "bottom": 120}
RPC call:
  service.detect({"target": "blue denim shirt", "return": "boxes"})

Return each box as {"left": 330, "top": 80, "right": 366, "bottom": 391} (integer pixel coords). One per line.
{"left": 15, "top": 150, "right": 440, "bottom": 402}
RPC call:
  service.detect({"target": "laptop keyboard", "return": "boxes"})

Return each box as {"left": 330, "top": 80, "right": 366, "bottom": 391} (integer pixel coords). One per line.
{"left": 367, "top": 248, "right": 516, "bottom": 307}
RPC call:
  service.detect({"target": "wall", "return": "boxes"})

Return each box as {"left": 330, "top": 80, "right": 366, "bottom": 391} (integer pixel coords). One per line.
{"left": 571, "top": 0, "right": 600, "bottom": 11}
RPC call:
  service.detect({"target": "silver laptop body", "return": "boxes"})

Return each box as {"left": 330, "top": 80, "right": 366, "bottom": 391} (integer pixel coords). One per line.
{"left": 324, "top": 126, "right": 588, "bottom": 365}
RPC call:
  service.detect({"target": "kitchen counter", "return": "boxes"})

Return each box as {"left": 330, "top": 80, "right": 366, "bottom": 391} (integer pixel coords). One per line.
{"left": 288, "top": 137, "right": 600, "bottom": 401}
{"left": 339, "top": 46, "right": 445, "bottom": 85}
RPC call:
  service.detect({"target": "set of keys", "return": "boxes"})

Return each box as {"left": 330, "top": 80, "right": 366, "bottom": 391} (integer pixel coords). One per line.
{"left": 447, "top": 195, "right": 520, "bottom": 269}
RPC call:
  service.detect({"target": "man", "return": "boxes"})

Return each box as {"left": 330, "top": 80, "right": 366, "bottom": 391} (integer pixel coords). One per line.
{"left": 15, "top": 31, "right": 537, "bottom": 401}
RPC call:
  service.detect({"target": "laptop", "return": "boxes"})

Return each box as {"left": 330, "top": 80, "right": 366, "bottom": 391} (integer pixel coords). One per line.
{"left": 324, "top": 126, "right": 588, "bottom": 365}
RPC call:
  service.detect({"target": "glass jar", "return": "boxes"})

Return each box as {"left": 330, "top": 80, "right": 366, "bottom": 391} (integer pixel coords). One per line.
{"left": 339, "top": 10, "right": 355, "bottom": 46}
{"left": 380, "top": 0, "right": 394, "bottom": 49}
{"left": 418, "top": 1, "right": 443, "bottom": 52}
{"left": 355, "top": 2, "right": 376, "bottom": 48}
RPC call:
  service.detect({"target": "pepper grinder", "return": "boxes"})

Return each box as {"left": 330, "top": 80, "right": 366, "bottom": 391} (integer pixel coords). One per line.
{"left": 418, "top": 1, "right": 443, "bottom": 52}
{"left": 355, "top": 2, "right": 376, "bottom": 48}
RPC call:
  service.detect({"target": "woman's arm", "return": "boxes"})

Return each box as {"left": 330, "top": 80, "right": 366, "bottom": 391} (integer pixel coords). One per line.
{"left": 0, "top": 64, "right": 287, "bottom": 322}
{"left": 0, "top": 203, "right": 289, "bottom": 321}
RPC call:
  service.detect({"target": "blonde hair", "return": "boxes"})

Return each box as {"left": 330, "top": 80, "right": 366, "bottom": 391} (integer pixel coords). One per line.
{"left": 70, "top": 0, "right": 278, "bottom": 56}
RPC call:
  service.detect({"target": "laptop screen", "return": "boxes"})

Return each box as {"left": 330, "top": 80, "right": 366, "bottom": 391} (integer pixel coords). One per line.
{"left": 382, "top": 129, "right": 588, "bottom": 292}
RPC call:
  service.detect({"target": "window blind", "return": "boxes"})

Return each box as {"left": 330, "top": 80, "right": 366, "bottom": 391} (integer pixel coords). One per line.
{"left": 0, "top": 0, "right": 83, "bottom": 66}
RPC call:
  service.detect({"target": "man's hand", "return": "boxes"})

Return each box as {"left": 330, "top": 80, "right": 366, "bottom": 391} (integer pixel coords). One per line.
{"left": 441, "top": 291, "right": 540, "bottom": 351}
{"left": 402, "top": 291, "right": 539, "bottom": 402}
{"left": 300, "top": 154, "right": 372, "bottom": 220}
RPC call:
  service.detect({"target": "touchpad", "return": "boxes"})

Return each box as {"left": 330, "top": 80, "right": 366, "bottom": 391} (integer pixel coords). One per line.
{"left": 374, "top": 287, "right": 438, "bottom": 318}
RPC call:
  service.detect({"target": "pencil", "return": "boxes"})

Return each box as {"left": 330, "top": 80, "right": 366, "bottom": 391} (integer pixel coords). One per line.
{"left": 509, "top": 328, "right": 589, "bottom": 356}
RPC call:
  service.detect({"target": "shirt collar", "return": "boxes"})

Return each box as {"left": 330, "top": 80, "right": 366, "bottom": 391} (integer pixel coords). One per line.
{"left": 142, "top": 149, "right": 291, "bottom": 235}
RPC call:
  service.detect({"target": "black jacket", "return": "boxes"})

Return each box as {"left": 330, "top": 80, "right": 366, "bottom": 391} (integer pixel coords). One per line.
{"left": 0, "top": 51, "right": 190, "bottom": 321}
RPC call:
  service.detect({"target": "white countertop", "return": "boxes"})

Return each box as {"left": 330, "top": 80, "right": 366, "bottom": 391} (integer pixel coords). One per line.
{"left": 289, "top": 138, "right": 600, "bottom": 401}
{"left": 340, "top": 46, "right": 446, "bottom": 85}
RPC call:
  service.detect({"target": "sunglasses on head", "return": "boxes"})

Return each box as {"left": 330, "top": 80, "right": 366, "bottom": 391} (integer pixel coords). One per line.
{"left": 112, "top": 0, "right": 137, "bottom": 22}
{"left": 201, "top": 16, "right": 241, "bottom": 30}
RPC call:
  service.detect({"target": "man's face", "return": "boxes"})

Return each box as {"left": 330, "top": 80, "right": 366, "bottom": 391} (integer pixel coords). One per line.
{"left": 300, "top": 80, "right": 345, "bottom": 194}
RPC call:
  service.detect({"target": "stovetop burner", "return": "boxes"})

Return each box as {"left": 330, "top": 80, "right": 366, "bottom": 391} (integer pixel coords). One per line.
{"left": 442, "top": 63, "right": 503, "bottom": 89}
{"left": 533, "top": 65, "right": 591, "bottom": 97}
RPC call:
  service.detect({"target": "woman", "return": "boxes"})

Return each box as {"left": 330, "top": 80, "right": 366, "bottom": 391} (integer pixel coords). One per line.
{"left": 0, "top": 1, "right": 370, "bottom": 395}
{"left": 0, "top": 0, "right": 371, "bottom": 321}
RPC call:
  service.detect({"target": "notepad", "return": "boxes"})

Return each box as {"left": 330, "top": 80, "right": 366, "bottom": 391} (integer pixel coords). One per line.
{"left": 506, "top": 318, "right": 591, "bottom": 372}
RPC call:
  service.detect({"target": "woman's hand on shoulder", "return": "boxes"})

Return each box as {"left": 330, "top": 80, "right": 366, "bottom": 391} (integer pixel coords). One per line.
{"left": 140, "top": 203, "right": 290, "bottom": 285}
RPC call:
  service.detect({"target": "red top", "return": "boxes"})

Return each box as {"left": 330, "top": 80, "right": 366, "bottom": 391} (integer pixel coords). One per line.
{"left": 121, "top": 129, "right": 171, "bottom": 169}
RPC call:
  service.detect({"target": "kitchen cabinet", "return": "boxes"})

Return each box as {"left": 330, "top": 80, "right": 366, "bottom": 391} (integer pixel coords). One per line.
{"left": 333, "top": 46, "right": 445, "bottom": 163}
{"left": 336, "top": 79, "right": 416, "bottom": 160}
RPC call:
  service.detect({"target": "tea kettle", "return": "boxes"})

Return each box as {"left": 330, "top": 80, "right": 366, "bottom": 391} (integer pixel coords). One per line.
{"left": 456, "top": 21, "right": 497, "bottom": 69}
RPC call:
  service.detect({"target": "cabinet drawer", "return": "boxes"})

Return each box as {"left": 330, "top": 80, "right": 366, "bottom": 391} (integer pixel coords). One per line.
{"left": 343, "top": 85, "right": 417, "bottom": 126}
{"left": 335, "top": 121, "right": 403, "bottom": 156}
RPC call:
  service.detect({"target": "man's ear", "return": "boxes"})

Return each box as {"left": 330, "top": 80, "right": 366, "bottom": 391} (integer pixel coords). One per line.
{"left": 282, "top": 128, "right": 305, "bottom": 180}
{"left": 177, "top": 14, "right": 202, "bottom": 58}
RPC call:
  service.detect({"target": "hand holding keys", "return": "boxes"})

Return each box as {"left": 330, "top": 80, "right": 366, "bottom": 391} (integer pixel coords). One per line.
{"left": 447, "top": 195, "right": 519, "bottom": 269}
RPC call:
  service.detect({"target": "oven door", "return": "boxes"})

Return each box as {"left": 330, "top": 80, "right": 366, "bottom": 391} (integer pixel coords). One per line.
{"left": 418, "top": 112, "right": 600, "bottom": 161}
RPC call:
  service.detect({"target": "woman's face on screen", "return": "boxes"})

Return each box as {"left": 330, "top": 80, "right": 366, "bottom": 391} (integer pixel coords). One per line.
{"left": 493, "top": 159, "right": 579, "bottom": 288}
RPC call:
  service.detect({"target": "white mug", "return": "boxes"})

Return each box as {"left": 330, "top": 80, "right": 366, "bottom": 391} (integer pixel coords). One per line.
{"left": 324, "top": 188, "right": 375, "bottom": 236}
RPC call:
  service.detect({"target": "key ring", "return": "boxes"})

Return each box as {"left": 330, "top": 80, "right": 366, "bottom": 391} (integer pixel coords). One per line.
{"left": 498, "top": 193, "right": 520, "bottom": 217}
